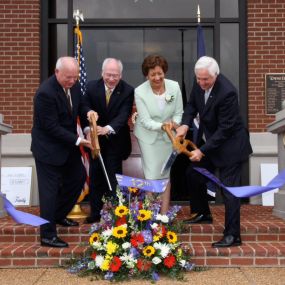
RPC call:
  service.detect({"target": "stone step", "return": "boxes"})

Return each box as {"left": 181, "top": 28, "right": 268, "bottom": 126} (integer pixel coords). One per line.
{"left": 1, "top": 205, "right": 285, "bottom": 268}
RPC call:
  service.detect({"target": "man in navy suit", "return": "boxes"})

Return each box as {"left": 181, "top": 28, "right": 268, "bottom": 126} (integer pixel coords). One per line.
{"left": 31, "top": 57, "right": 93, "bottom": 247}
{"left": 176, "top": 56, "right": 252, "bottom": 247}
{"left": 81, "top": 58, "right": 134, "bottom": 224}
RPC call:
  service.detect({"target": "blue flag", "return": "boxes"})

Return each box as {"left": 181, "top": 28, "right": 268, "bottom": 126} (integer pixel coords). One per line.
{"left": 197, "top": 24, "right": 206, "bottom": 59}
{"left": 192, "top": 24, "right": 206, "bottom": 144}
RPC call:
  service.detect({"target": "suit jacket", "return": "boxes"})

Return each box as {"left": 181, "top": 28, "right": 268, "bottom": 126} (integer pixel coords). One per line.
{"left": 182, "top": 74, "right": 252, "bottom": 168}
{"left": 81, "top": 78, "right": 134, "bottom": 160}
{"left": 31, "top": 75, "right": 82, "bottom": 166}
{"left": 134, "top": 79, "right": 183, "bottom": 144}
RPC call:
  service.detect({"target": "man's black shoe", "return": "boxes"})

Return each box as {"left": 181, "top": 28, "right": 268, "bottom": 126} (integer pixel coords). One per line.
{"left": 56, "top": 218, "right": 79, "bottom": 227}
{"left": 84, "top": 216, "right": 101, "bottom": 224}
{"left": 212, "top": 235, "right": 242, "bottom": 248}
{"left": 183, "top": 213, "right": 213, "bottom": 224}
{"left": 41, "top": 236, "right": 68, "bottom": 248}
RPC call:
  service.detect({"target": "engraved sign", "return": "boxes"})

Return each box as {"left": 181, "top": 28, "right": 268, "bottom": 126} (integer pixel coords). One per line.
{"left": 265, "top": 73, "right": 285, "bottom": 114}
{"left": 1, "top": 167, "right": 32, "bottom": 206}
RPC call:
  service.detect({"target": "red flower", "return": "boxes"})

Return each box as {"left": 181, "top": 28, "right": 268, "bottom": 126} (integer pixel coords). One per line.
{"left": 130, "top": 233, "right": 144, "bottom": 247}
{"left": 91, "top": 252, "right": 97, "bottom": 260}
{"left": 115, "top": 216, "right": 127, "bottom": 226}
{"left": 164, "top": 254, "right": 176, "bottom": 268}
{"left": 137, "top": 258, "right": 152, "bottom": 272}
{"left": 109, "top": 256, "right": 122, "bottom": 272}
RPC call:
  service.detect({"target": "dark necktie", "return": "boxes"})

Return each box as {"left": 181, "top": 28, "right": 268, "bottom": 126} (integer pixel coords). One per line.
{"left": 65, "top": 88, "right": 72, "bottom": 113}
{"left": 106, "top": 88, "right": 112, "bottom": 105}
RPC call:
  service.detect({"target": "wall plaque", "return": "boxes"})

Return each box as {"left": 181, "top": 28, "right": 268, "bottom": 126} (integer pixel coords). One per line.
{"left": 265, "top": 73, "right": 285, "bottom": 114}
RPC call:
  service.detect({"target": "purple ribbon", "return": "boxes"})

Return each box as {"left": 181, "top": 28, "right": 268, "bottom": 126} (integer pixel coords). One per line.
{"left": 194, "top": 167, "right": 285, "bottom": 198}
{"left": 0, "top": 192, "right": 49, "bottom": 226}
{"left": 116, "top": 174, "right": 167, "bottom": 193}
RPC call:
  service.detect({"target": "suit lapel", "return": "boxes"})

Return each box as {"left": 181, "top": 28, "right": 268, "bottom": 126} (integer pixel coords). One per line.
{"left": 107, "top": 80, "right": 126, "bottom": 112}
{"left": 107, "top": 86, "right": 120, "bottom": 110}
{"left": 55, "top": 82, "right": 72, "bottom": 116}
{"left": 202, "top": 91, "right": 215, "bottom": 115}
{"left": 145, "top": 81, "right": 162, "bottom": 114}
{"left": 162, "top": 80, "right": 176, "bottom": 116}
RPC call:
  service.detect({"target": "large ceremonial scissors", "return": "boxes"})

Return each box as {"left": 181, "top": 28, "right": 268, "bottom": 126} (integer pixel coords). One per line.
{"left": 89, "top": 113, "right": 112, "bottom": 191}
{"left": 161, "top": 124, "right": 198, "bottom": 175}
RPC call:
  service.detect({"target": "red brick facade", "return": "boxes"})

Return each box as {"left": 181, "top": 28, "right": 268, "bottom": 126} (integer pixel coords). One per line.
{"left": 0, "top": 0, "right": 284, "bottom": 133}
{"left": 247, "top": 0, "right": 285, "bottom": 132}
{"left": 0, "top": 0, "right": 40, "bottom": 133}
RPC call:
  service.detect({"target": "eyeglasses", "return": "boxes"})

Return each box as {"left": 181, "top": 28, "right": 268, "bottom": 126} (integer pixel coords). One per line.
{"left": 104, "top": 73, "right": 120, "bottom": 79}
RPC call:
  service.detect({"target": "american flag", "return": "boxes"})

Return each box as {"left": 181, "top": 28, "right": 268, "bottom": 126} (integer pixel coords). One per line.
{"left": 74, "top": 27, "right": 90, "bottom": 202}
{"left": 74, "top": 27, "right": 87, "bottom": 95}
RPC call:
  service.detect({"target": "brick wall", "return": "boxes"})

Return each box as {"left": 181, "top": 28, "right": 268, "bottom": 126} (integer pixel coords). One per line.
{"left": 0, "top": 0, "right": 40, "bottom": 133}
{"left": 0, "top": 1, "right": 284, "bottom": 133}
{"left": 247, "top": 0, "right": 285, "bottom": 132}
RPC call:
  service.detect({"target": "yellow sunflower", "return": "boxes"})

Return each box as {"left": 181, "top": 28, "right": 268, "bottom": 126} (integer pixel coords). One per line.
{"left": 113, "top": 225, "right": 128, "bottom": 238}
{"left": 143, "top": 245, "right": 155, "bottom": 257}
{"left": 114, "top": 205, "right": 129, "bottom": 217}
{"left": 153, "top": 234, "right": 161, "bottom": 242}
{"left": 166, "top": 231, "right": 178, "bottom": 243}
{"left": 89, "top": 232, "right": 99, "bottom": 245}
{"left": 128, "top": 187, "right": 139, "bottom": 193}
{"left": 137, "top": 209, "right": 152, "bottom": 221}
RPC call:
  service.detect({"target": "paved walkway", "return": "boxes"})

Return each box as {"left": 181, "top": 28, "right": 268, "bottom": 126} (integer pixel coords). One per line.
{"left": 1, "top": 267, "right": 285, "bottom": 285}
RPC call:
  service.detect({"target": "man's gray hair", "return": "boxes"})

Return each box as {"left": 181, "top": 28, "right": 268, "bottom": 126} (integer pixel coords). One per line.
{"left": 102, "top": 58, "right": 123, "bottom": 74}
{"left": 195, "top": 56, "right": 220, "bottom": 77}
{"left": 56, "top": 56, "right": 78, "bottom": 70}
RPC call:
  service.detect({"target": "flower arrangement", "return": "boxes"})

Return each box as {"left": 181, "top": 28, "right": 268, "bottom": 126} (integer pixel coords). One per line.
{"left": 68, "top": 187, "right": 194, "bottom": 282}
{"left": 165, "top": 94, "right": 174, "bottom": 103}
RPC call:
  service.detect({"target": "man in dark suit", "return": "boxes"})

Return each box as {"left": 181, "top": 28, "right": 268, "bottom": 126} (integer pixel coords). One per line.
{"left": 81, "top": 58, "right": 134, "bottom": 224}
{"left": 31, "top": 57, "right": 93, "bottom": 248}
{"left": 176, "top": 56, "right": 252, "bottom": 247}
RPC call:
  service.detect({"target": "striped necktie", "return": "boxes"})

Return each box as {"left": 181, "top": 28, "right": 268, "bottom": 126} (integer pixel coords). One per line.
{"left": 65, "top": 88, "right": 72, "bottom": 113}
{"left": 106, "top": 88, "right": 112, "bottom": 105}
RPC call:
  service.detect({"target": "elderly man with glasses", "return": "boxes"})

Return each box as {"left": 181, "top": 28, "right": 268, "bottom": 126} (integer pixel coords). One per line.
{"left": 81, "top": 58, "right": 134, "bottom": 224}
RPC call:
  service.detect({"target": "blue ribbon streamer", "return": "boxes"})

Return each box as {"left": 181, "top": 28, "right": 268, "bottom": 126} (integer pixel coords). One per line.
{"left": 0, "top": 192, "right": 49, "bottom": 226}
{"left": 194, "top": 167, "right": 285, "bottom": 198}
{"left": 116, "top": 174, "right": 168, "bottom": 193}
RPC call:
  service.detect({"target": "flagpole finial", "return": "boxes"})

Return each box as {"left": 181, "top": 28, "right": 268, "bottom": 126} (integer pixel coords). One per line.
{"left": 73, "top": 9, "right": 84, "bottom": 26}
{"left": 197, "top": 5, "right": 201, "bottom": 23}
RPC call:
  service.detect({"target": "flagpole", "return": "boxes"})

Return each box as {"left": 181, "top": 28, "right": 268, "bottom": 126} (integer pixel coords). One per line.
{"left": 197, "top": 5, "right": 200, "bottom": 23}
{"left": 67, "top": 10, "right": 88, "bottom": 219}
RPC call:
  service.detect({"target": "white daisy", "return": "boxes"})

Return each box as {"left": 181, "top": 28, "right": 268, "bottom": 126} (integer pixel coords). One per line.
{"left": 122, "top": 242, "right": 131, "bottom": 249}
{"left": 152, "top": 257, "right": 162, "bottom": 264}
{"left": 153, "top": 242, "right": 170, "bottom": 258}
{"left": 95, "top": 255, "right": 104, "bottom": 267}
{"left": 156, "top": 214, "right": 169, "bottom": 223}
